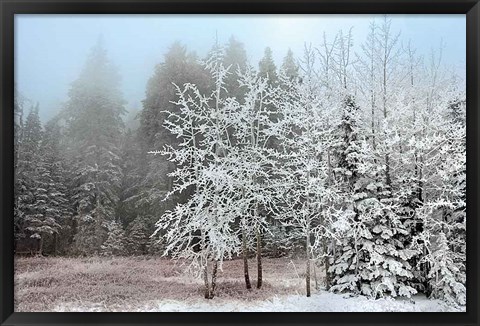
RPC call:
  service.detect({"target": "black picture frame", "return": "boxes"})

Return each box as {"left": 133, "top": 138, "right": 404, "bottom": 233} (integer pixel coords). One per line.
{"left": 1, "top": 1, "right": 478, "bottom": 325}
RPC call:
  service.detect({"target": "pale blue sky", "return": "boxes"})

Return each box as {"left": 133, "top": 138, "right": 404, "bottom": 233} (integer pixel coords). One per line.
{"left": 15, "top": 14, "right": 466, "bottom": 122}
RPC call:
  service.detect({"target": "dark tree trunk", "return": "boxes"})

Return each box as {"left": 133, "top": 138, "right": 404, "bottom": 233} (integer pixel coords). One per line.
{"left": 324, "top": 255, "right": 330, "bottom": 290}
{"left": 210, "top": 260, "right": 218, "bottom": 299}
{"left": 306, "top": 202, "right": 311, "bottom": 297}
{"left": 306, "top": 258, "right": 311, "bottom": 297}
{"left": 256, "top": 227, "right": 262, "bottom": 289}
{"left": 242, "top": 227, "right": 252, "bottom": 289}
{"left": 203, "top": 261, "right": 210, "bottom": 299}
{"left": 385, "top": 153, "right": 392, "bottom": 188}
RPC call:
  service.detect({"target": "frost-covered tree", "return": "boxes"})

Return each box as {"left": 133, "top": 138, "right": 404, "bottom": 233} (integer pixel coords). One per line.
{"left": 329, "top": 20, "right": 422, "bottom": 299}
{"left": 355, "top": 21, "right": 379, "bottom": 151}
{"left": 412, "top": 84, "right": 466, "bottom": 305}
{"left": 376, "top": 16, "right": 402, "bottom": 190}
{"left": 332, "top": 28, "right": 354, "bottom": 90}
{"left": 137, "top": 42, "right": 212, "bottom": 232}
{"left": 353, "top": 197, "right": 418, "bottom": 298}
{"left": 274, "top": 66, "right": 341, "bottom": 297}
{"left": 329, "top": 96, "right": 371, "bottom": 294}
{"left": 332, "top": 129, "right": 418, "bottom": 299}
{"left": 445, "top": 96, "right": 466, "bottom": 275}
{"left": 151, "top": 47, "right": 240, "bottom": 299}
{"left": 426, "top": 231, "right": 466, "bottom": 305}
{"left": 231, "top": 64, "right": 282, "bottom": 289}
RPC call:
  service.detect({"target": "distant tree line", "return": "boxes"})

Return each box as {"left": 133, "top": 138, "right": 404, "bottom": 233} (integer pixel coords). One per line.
{"left": 14, "top": 17, "right": 465, "bottom": 305}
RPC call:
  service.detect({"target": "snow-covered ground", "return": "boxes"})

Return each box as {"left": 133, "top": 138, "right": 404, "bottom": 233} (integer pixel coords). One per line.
{"left": 54, "top": 292, "right": 463, "bottom": 312}
{"left": 16, "top": 256, "right": 464, "bottom": 312}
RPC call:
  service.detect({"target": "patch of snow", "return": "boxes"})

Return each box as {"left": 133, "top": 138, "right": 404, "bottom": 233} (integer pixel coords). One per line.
{"left": 53, "top": 292, "right": 465, "bottom": 312}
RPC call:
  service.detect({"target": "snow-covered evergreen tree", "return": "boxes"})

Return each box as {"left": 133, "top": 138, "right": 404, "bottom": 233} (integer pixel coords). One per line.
{"left": 126, "top": 216, "right": 150, "bottom": 255}
{"left": 101, "top": 221, "right": 127, "bottom": 256}
{"left": 37, "top": 119, "right": 72, "bottom": 255}
{"left": 414, "top": 87, "right": 466, "bottom": 305}
{"left": 329, "top": 96, "right": 371, "bottom": 294}
{"left": 258, "top": 47, "right": 278, "bottom": 86}
{"left": 14, "top": 86, "right": 27, "bottom": 241}
{"left": 12, "top": 105, "right": 68, "bottom": 255}
{"left": 63, "top": 38, "right": 126, "bottom": 255}
{"left": 280, "top": 49, "right": 299, "bottom": 81}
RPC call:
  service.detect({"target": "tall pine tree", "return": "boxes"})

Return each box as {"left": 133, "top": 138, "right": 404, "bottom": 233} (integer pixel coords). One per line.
{"left": 38, "top": 120, "right": 72, "bottom": 255}
{"left": 64, "top": 38, "right": 126, "bottom": 255}
{"left": 258, "top": 47, "right": 278, "bottom": 86}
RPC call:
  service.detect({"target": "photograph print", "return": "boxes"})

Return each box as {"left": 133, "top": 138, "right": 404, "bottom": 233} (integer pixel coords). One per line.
{"left": 13, "top": 14, "right": 466, "bottom": 312}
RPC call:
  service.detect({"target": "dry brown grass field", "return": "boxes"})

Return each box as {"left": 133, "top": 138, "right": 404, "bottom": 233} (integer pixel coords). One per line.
{"left": 14, "top": 256, "right": 316, "bottom": 311}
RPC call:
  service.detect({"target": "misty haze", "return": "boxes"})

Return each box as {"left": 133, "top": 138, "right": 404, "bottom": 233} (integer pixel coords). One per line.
{"left": 14, "top": 14, "right": 466, "bottom": 312}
